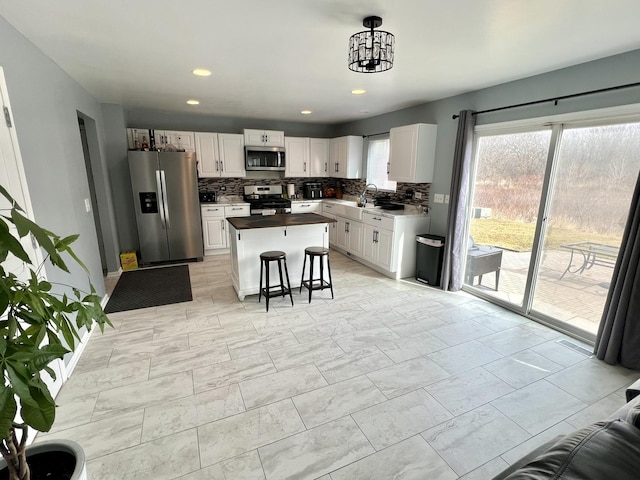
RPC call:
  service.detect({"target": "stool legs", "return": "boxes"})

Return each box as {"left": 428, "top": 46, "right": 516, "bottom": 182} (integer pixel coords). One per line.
{"left": 259, "top": 260, "right": 264, "bottom": 304}
{"left": 259, "top": 252, "right": 293, "bottom": 312}
{"left": 308, "top": 255, "right": 314, "bottom": 303}
{"left": 326, "top": 255, "right": 334, "bottom": 299}
{"left": 299, "top": 253, "right": 307, "bottom": 294}
{"left": 283, "top": 259, "right": 294, "bottom": 306}
{"left": 265, "top": 259, "right": 270, "bottom": 312}
{"left": 300, "top": 248, "right": 334, "bottom": 303}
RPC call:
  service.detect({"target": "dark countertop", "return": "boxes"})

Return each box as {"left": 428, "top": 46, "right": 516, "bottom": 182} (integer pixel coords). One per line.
{"left": 227, "top": 213, "right": 336, "bottom": 230}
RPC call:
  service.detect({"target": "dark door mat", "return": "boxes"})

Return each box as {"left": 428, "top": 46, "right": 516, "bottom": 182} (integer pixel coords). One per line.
{"left": 105, "top": 265, "right": 192, "bottom": 314}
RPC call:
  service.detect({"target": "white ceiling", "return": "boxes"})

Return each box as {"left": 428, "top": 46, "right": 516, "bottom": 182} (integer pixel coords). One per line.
{"left": 1, "top": 0, "right": 640, "bottom": 124}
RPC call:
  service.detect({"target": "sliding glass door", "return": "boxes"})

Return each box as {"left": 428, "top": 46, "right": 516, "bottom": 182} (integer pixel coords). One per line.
{"left": 531, "top": 123, "right": 640, "bottom": 335}
{"left": 465, "top": 118, "right": 640, "bottom": 339}
{"left": 465, "top": 129, "right": 551, "bottom": 307}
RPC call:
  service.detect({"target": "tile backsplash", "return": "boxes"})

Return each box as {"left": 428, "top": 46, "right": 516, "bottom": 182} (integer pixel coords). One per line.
{"left": 198, "top": 177, "right": 430, "bottom": 206}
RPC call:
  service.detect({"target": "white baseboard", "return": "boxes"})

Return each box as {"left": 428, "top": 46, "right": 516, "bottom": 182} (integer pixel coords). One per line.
{"left": 107, "top": 268, "right": 122, "bottom": 277}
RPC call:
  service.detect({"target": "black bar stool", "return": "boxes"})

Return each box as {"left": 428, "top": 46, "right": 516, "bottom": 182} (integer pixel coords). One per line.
{"left": 300, "top": 246, "right": 334, "bottom": 303}
{"left": 259, "top": 251, "right": 293, "bottom": 312}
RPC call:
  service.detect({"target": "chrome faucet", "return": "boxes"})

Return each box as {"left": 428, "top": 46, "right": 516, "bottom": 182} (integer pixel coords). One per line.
{"left": 360, "top": 184, "right": 378, "bottom": 206}
{"left": 362, "top": 183, "right": 378, "bottom": 196}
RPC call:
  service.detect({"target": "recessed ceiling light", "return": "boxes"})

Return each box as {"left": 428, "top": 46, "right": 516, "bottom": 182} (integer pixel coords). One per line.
{"left": 351, "top": 89, "right": 367, "bottom": 95}
{"left": 192, "top": 68, "right": 212, "bottom": 77}
{"left": 300, "top": 110, "right": 312, "bottom": 115}
{"left": 187, "top": 99, "right": 200, "bottom": 105}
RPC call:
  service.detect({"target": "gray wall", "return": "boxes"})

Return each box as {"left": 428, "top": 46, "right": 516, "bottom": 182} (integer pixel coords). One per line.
{"left": 334, "top": 49, "right": 640, "bottom": 235}
{"left": 101, "top": 104, "right": 139, "bottom": 255}
{"left": 0, "top": 15, "right": 120, "bottom": 292}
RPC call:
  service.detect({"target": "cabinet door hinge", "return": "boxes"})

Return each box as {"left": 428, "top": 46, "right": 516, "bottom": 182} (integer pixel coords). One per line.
{"left": 3, "top": 106, "right": 12, "bottom": 128}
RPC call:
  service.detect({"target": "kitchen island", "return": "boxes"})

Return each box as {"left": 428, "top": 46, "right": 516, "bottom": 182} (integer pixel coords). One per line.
{"left": 227, "top": 213, "right": 335, "bottom": 301}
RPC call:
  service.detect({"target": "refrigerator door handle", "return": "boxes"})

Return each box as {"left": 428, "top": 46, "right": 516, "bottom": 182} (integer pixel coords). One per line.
{"left": 160, "top": 170, "right": 171, "bottom": 229}
{"left": 155, "top": 170, "right": 166, "bottom": 229}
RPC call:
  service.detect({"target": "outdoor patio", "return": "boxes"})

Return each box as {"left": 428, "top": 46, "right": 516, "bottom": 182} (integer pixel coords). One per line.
{"left": 466, "top": 247, "right": 615, "bottom": 336}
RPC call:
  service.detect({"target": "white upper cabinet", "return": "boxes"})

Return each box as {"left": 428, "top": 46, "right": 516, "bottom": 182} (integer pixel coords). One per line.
{"left": 195, "top": 132, "right": 220, "bottom": 177}
{"left": 329, "top": 136, "right": 363, "bottom": 179}
{"left": 388, "top": 123, "right": 437, "bottom": 183}
{"left": 243, "top": 129, "right": 285, "bottom": 147}
{"left": 196, "top": 132, "right": 246, "bottom": 177}
{"left": 155, "top": 130, "right": 196, "bottom": 152}
{"left": 218, "top": 133, "right": 246, "bottom": 177}
{"left": 284, "top": 137, "right": 310, "bottom": 177}
{"left": 309, "top": 138, "right": 330, "bottom": 177}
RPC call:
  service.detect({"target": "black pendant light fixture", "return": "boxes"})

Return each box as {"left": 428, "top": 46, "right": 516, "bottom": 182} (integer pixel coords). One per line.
{"left": 348, "top": 16, "right": 395, "bottom": 73}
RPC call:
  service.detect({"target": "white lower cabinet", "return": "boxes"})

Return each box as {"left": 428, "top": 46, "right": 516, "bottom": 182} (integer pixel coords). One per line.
{"left": 324, "top": 201, "right": 431, "bottom": 279}
{"left": 201, "top": 204, "right": 250, "bottom": 255}
{"left": 201, "top": 206, "right": 226, "bottom": 251}
{"left": 335, "top": 217, "right": 363, "bottom": 257}
{"left": 362, "top": 223, "right": 394, "bottom": 271}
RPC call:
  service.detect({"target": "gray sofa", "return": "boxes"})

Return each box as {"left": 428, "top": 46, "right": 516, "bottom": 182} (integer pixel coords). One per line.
{"left": 493, "top": 379, "right": 640, "bottom": 480}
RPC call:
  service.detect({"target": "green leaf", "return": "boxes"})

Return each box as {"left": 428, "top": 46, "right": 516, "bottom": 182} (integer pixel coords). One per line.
{"left": 5, "top": 363, "right": 37, "bottom": 408}
{"left": 0, "top": 219, "right": 31, "bottom": 263}
{"left": 0, "top": 386, "right": 17, "bottom": 439}
{"left": 20, "top": 387, "right": 55, "bottom": 432}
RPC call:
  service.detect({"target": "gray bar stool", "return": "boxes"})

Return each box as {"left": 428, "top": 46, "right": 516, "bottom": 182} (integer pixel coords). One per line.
{"left": 300, "top": 246, "right": 334, "bottom": 303}
{"left": 259, "top": 250, "right": 293, "bottom": 311}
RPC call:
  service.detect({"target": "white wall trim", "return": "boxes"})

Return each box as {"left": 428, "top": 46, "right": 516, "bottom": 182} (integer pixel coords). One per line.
{"left": 107, "top": 267, "right": 122, "bottom": 277}
{"left": 475, "top": 102, "right": 640, "bottom": 134}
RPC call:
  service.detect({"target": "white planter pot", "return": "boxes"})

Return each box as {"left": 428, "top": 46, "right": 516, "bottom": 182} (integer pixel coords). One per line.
{"left": 0, "top": 439, "right": 86, "bottom": 480}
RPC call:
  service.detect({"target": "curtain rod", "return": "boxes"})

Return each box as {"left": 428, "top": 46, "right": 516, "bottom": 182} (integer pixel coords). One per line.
{"left": 451, "top": 81, "right": 640, "bottom": 120}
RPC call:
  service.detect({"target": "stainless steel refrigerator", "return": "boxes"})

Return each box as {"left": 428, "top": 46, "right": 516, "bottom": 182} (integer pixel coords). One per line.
{"left": 128, "top": 151, "right": 203, "bottom": 264}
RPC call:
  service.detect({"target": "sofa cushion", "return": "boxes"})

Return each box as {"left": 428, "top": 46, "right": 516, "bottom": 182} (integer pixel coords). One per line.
{"left": 503, "top": 419, "right": 640, "bottom": 480}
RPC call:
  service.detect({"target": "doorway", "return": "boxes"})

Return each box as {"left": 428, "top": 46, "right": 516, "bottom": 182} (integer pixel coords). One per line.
{"left": 464, "top": 118, "right": 640, "bottom": 340}
{"left": 78, "top": 116, "right": 107, "bottom": 276}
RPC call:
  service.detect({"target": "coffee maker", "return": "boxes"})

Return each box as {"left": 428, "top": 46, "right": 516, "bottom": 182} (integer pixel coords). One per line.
{"left": 303, "top": 182, "right": 323, "bottom": 199}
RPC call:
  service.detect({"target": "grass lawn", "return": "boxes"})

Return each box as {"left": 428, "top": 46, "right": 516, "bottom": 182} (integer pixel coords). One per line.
{"left": 470, "top": 218, "right": 621, "bottom": 252}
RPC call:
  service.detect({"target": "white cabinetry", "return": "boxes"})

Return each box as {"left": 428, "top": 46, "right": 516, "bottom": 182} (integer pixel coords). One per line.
{"left": 243, "top": 129, "right": 285, "bottom": 147}
{"left": 285, "top": 137, "right": 331, "bottom": 178}
{"left": 389, "top": 123, "right": 437, "bottom": 183}
{"left": 362, "top": 214, "right": 395, "bottom": 271}
{"left": 195, "top": 132, "right": 220, "bottom": 177}
{"left": 329, "top": 136, "right": 363, "bottom": 179}
{"left": 155, "top": 130, "right": 196, "bottom": 152}
{"left": 201, "top": 204, "right": 250, "bottom": 255}
{"left": 291, "top": 201, "right": 321, "bottom": 213}
{"left": 196, "top": 132, "right": 246, "bottom": 178}
{"left": 201, "top": 206, "right": 227, "bottom": 252}
{"left": 284, "top": 137, "right": 310, "bottom": 177}
{"left": 218, "top": 134, "right": 246, "bottom": 177}
{"left": 224, "top": 205, "right": 250, "bottom": 218}
{"left": 323, "top": 200, "right": 431, "bottom": 279}
{"left": 333, "top": 216, "right": 363, "bottom": 257}
{"left": 310, "top": 138, "right": 330, "bottom": 177}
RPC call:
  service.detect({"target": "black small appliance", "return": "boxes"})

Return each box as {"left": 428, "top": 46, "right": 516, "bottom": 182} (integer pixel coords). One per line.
{"left": 303, "top": 182, "right": 323, "bottom": 199}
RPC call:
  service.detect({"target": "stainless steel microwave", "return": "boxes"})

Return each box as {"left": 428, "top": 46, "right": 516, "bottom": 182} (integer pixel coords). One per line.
{"left": 245, "top": 146, "right": 286, "bottom": 171}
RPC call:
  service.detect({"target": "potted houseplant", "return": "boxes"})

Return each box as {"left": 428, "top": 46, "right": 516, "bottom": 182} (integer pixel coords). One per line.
{"left": 0, "top": 185, "right": 111, "bottom": 479}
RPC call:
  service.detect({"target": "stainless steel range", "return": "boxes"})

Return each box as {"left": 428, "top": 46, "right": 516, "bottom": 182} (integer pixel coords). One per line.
{"left": 244, "top": 185, "right": 292, "bottom": 215}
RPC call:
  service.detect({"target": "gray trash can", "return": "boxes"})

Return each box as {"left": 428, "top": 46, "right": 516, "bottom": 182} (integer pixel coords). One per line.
{"left": 416, "top": 234, "right": 445, "bottom": 286}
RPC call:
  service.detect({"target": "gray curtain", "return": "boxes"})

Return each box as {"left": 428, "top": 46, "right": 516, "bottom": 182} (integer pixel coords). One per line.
{"left": 441, "top": 110, "right": 476, "bottom": 291}
{"left": 594, "top": 171, "right": 640, "bottom": 369}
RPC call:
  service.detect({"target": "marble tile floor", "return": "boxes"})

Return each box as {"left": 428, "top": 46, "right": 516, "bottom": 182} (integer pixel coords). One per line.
{"left": 38, "top": 251, "right": 639, "bottom": 480}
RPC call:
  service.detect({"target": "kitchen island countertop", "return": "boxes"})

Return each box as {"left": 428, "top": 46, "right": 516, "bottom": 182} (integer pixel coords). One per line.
{"left": 226, "top": 213, "right": 335, "bottom": 230}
